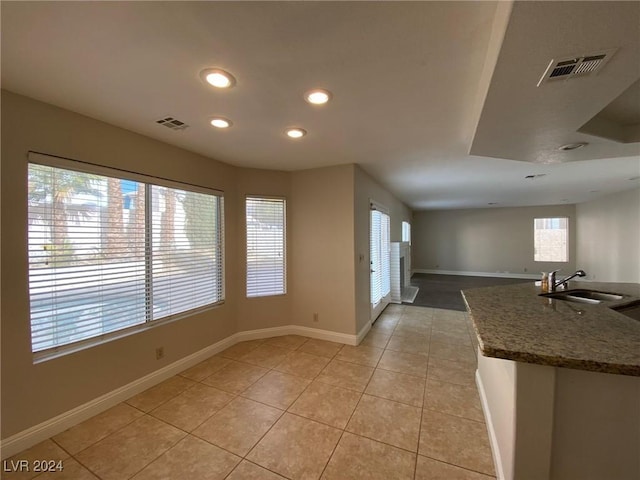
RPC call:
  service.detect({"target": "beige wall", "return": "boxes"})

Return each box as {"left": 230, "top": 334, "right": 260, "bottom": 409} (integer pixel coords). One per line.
{"left": 235, "top": 168, "right": 292, "bottom": 332}
{"left": 0, "top": 91, "right": 285, "bottom": 437}
{"left": 412, "top": 205, "right": 577, "bottom": 276}
{"left": 290, "top": 165, "right": 357, "bottom": 334}
{"left": 576, "top": 188, "right": 640, "bottom": 283}
{"left": 353, "top": 166, "right": 412, "bottom": 332}
{"left": 288, "top": 164, "right": 414, "bottom": 336}
{"left": 0, "top": 91, "right": 413, "bottom": 440}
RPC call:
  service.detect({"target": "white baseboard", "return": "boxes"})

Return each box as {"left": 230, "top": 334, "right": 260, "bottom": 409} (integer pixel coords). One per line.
{"left": 290, "top": 325, "right": 358, "bottom": 346}
{"left": 0, "top": 333, "right": 236, "bottom": 459}
{"left": 476, "top": 368, "right": 506, "bottom": 480}
{"left": 1, "top": 324, "right": 357, "bottom": 459}
{"left": 235, "top": 325, "right": 293, "bottom": 342}
{"left": 355, "top": 320, "right": 372, "bottom": 345}
{"left": 413, "top": 269, "right": 538, "bottom": 280}
{"left": 236, "top": 324, "right": 358, "bottom": 346}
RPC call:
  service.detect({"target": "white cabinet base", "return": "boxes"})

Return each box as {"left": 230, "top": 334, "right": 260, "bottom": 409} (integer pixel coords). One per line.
{"left": 477, "top": 351, "right": 640, "bottom": 480}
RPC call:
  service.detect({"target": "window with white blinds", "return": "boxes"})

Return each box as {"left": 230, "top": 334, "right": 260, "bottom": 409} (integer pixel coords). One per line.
{"left": 27, "top": 155, "right": 224, "bottom": 354}
{"left": 246, "top": 197, "right": 286, "bottom": 297}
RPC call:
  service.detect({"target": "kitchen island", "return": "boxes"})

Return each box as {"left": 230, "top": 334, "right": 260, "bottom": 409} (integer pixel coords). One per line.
{"left": 462, "top": 281, "right": 640, "bottom": 480}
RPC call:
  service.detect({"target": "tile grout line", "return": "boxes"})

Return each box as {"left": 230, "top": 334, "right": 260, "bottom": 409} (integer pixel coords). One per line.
{"left": 418, "top": 452, "right": 497, "bottom": 478}
{"left": 205, "top": 336, "right": 347, "bottom": 478}
{"left": 235, "top": 336, "right": 343, "bottom": 476}
{"left": 319, "top": 319, "right": 426, "bottom": 477}
{"left": 50, "top": 437, "right": 107, "bottom": 480}
{"left": 70, "top": 454, "right": 106, "bottom": 480}
{"left": 268, "top": 315, "right": 470, "bottom": 473}
{"left": 196, "top": 337, "right": 316, "bottom": 477}
{"left": 316, "top": 367, "right": 368, "bottom": 479}
{"left": 67, "top": 338, "right": 294, "bottom": 479}
{"left": 414, "top": 401, "right": 425, "bottom": 480}
{"left": 14, "top": 311, "right": 492, "bottom": 479}
{"left": 45, "top": 385, "right": 198, "bottom": 480}
{"left": 223, "top": 458, "right": 293, "bottom": 480}
{"left": 121, "top": 421, "right": 187, "bottom": 480}
{"left": 313, "top": 326, "right": 391, "bottom": 479}
{"left": 414, "top": 318, "right": 434, "bottom": 479}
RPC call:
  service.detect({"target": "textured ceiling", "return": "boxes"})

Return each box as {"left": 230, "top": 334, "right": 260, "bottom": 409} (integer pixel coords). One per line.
{"left": 1, "top": 1, "right": 639, "bottom": 209}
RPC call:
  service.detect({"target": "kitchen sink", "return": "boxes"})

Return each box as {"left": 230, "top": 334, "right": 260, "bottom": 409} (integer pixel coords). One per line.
{"left": 540, "top": 289, "right": 624, "bottom": 305}
{"left": 542, "top": 293, "right": 601, "bottom": 304}
{"left": 539, "top": 289, "right": 640, "bottom": 321}
{"left": 558, "top": 289, "right": 623, "bottom": 301}
{"left": 611, "top": 300, "right": 640, "bottom": 321}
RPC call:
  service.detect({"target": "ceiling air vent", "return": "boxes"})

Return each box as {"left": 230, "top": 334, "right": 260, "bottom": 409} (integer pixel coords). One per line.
{"left": 156, "top": 116, "right": 189, "bottom": 131}
{"left": 537, "top": 48, "right": 617, "bottom": 87}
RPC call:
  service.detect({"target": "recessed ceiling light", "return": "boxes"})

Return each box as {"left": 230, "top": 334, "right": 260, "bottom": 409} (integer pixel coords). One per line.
{"left": 286, "top": 128, "right": 307, "bottom": 139}
{"left": 200, "top": 68, "right": 236, "bottom": 89}
{"left": 210, "top": 117, "right": 232, "bottom": 129}
{"left": 558, "top": 142, "right": 588, "bottom": 151}
{"left": 304, "top": 89, "right": 332, "bottom": 105}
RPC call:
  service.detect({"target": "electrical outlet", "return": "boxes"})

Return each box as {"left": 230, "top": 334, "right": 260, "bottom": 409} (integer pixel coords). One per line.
{"left": 313, "top": 312, "right": 319, "bottom": 322}
{"left": 155, "top": 346, "right": 164, "bottom": 360}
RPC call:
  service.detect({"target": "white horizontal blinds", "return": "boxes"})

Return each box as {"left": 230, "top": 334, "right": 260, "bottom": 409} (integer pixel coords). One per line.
{"left": 370, "top": 207, "right": 391, "bottom": 306}
{"left": 370, "top": 209, "right": 383, "bottom": 305}
{"left": 28, "top": 156, "right": 224, "bottom": 354}
{"left": 246, "top": 197, "right": 286, "bottom": 297}
{"left": 534, "top": 217, "right": 568, "bottom": 262}
{"left": 381, "top": 212, "right": 391, "bottom": 297}
{"left": 151, "top": 186, "right": 223, "bottom": 317}
{"left": 28, "top": 164, "right": 147, "bottom": 352}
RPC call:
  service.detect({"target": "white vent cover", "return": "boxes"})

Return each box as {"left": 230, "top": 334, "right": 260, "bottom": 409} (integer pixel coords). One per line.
{"left": 537, "top": 48, "right": 617, "bottom": 86}
{"left": 156, "top": 116, "right": 189, "bottom": 131}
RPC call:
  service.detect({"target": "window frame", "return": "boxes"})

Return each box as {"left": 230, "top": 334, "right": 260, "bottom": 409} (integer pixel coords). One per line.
{"left": 533, "top": 216, "right": 569, "bottom": 263}
{"left": 245, "top": 195, "right": 287, "bottom": 298}
{"left": 27, "top": 152, "right": 225, "bottom": 359}
{"left": 402, "top": 221, "right": 411, "bottom": 245}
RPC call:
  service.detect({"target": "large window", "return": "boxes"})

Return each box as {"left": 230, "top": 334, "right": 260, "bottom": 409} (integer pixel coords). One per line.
{"left": 534, "top": 217, "right": 568, "bottom": 262}
{"left": 27, "top": 153, "right": 224, "bottom": 354}
{"left": 246, "top": 197, "right": 286, "bottom": 297}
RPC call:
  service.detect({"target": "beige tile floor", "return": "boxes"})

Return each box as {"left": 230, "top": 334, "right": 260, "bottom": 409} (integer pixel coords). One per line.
{"left": 4, "top": 305, "right": 496, "bottom": 480}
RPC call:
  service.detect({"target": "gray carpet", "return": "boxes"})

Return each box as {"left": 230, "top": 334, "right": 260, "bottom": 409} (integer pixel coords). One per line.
{"left": 407, "top": 273, "right": 532, "bottom": 311}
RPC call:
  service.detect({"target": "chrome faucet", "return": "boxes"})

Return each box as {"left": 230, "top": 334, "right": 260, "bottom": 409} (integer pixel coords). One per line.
{"left": 551, "top": 269, "right": 587, "bottom": 291}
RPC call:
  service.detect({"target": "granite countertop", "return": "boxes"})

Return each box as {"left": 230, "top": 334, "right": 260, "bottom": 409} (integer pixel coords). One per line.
{"left": 462, "top": 281, "right": 640, "bottom": 376}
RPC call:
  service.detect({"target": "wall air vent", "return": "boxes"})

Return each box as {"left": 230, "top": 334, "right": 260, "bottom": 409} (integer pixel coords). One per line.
{"left": 156, "top": 116, "right": 189, "bottom": 131}
{"left": 537, "top": 48, "right": 617, "bottom": 87}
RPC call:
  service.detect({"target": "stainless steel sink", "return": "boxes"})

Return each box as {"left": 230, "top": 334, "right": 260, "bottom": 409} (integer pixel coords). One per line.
{"left": 559, "top": 289, "right": 623, "bottom": 301}
{"left": 540, "top": 289, "right": 624, "bottom": 305}
{"left": 542, "top": 293, "right": 601, "bottom": 304}
{"left": 611, "top": 301, "right": 640, "bottom": 321}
